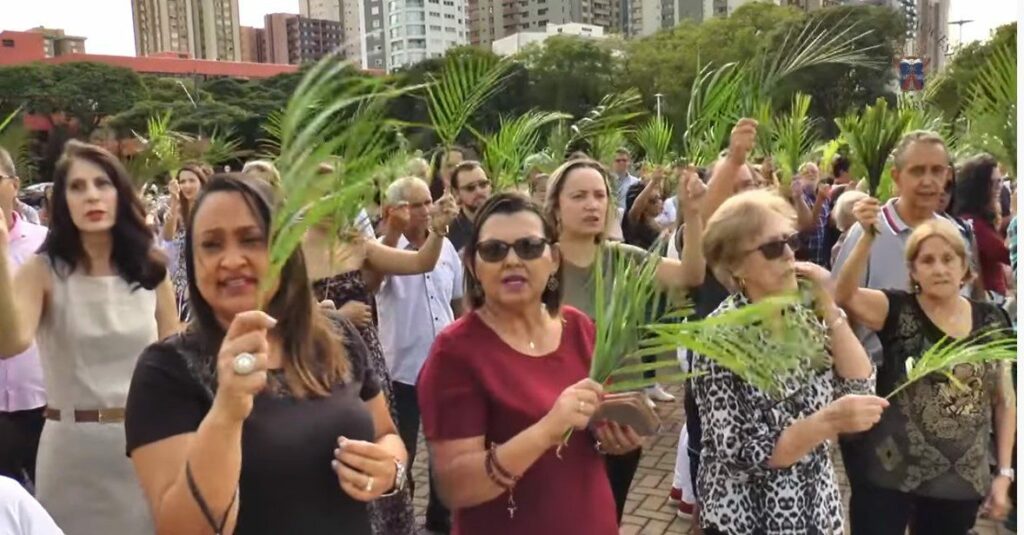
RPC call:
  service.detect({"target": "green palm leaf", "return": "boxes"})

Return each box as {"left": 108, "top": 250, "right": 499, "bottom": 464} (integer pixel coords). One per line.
{"left": 0, "top": 106, "right": 22, "bottom": 134}
{"left": 199, "top": 128, "right": 249, "bottom": 166}
{"left": 887, "top": 329, "right": 1016, "bottom": 400}
{"left": 962, "top": 40, "right": 1016, "bottom": 176}
{"left": 771, "top": 93, "right": 818, "bottom": 184}
{"left": 642, "top": 288, "right": 829, "bottom": 399}
{"left": 474, "top": 110, "right": 570, "bottom": 191}
{"left": 565, "top": 89, "right": 644, "bottom": 157}
{"left": 633, "top": 115, "right": 674, "bottom": 167}
{"left": 264, "top": 57, "right": 407, "bottom": 299}
{"left": 123, "top": 110, "right": 189, "bottom": 185}
{"left": 836, "top": 97, "right": 911, "bottom": 200}
{"left": 425, "top": 55, "right": 514, "bottom": 150}
{"left": 682, "top": 62, "right": 745, "bottom": 166}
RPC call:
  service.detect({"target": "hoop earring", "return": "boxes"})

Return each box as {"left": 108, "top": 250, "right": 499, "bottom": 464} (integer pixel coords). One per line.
{"left": 547, "top": 276, "right": 559, "bottom": 291}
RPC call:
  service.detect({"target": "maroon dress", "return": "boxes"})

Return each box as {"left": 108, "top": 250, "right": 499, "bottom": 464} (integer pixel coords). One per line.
{"left": 417, "top": 306, "right": 618, "bottom": 535}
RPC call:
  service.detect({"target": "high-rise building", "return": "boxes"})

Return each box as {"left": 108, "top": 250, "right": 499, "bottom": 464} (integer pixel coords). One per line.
{"left": 673, "top": 0, "right": 763, "bottom": 22}
{"left": 131, "top": 0, "right": 241, "bottom": 61}
{"left": 27, "top": 27, "right": 86, "bottom": 57}
{"left": 387, "top": 0, "right": 468, "bottom": 70}
{"left": 262, "top": 14, "right": 345, "bottom": 65}
{"left": 239, "top": 26, "right": 266, "bottom": 62}
{"left": 492, "top": 22, "right": 605, "bottom": 55}
{"left": 468, "top": 0, "right": 618, "bottom": 48}
{"left": 913, "top": 0, "right": 949, "bottom": 70}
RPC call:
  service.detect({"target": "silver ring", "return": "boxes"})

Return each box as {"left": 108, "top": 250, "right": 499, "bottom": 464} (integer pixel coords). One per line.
{"left": 232, "top": 352, "right": 257, "bottom": 376}
{"left": 364, "top": 476, "right": 374, "bottom": 493}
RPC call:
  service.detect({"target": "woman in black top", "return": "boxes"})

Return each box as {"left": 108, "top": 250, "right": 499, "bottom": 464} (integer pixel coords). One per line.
{"left": 621, "top": 167, "right": 668, "bottom": 250}
{"left": 125, "top": 174, "right": 408, "bottom": 535}
{"left": 835, "top": 200, "right": 1015, "bottom": 535}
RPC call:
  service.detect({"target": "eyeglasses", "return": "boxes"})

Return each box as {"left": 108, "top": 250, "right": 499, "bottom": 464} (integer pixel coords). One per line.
{"left": 476, "top": 237, "right": 549, "bottom": 263}
{"left": 614, "top": 159, "right": 629, "bottom": 163}
{"left": 459, "top": 180, "right": 491, "bottom": 193}
{"left": 747, "top": 233, "right": 801, "bottom": 260}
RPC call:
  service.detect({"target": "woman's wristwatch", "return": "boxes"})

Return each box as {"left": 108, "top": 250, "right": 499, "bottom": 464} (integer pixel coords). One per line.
{"left": 378, "top": 458, "right": 407, "bottom": 497}
{"left": 826, "top": 307, "right": 848, "bottom": 331}
{"left": 997, "top": 467, "right": 1015, "bottom": 482}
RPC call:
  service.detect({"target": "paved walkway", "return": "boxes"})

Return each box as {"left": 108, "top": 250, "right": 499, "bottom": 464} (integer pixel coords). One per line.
{"left": 410, "top": 383, "right": 1008, "bottom": 534}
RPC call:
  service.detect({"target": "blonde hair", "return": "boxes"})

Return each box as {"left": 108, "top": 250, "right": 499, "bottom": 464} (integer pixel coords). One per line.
{"left": 242, "top": 160, "right": 281, "bottom": 187}
{"left": 703, "top": 189, "right": 797, "bottom": 273}
{"left": 832, "top": 190, "right": 869, "bottom": 232}
{"left": 905, "top": 218, "right": 974, "bottom": 285}
{"left": 406, "top": 157, "right": 430, "bottom": 179}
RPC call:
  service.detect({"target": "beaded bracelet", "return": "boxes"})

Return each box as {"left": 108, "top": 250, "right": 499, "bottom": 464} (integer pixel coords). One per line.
{"left": 485, "top": 442, "right": 521, "bottom": 519}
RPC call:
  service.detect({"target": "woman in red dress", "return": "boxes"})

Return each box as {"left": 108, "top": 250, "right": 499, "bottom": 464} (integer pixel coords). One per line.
{"left": 417, "top": 192, "right": 643, "bottom": 534}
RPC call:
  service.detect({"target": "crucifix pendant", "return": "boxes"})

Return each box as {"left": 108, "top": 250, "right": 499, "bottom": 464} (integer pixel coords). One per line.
{"left": 507, "top": 495, "right": 517, "bottom": 519}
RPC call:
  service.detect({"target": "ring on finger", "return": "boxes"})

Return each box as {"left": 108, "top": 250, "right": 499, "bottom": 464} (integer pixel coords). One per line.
{"left": 578, "top": 400, "right": 586, "bottom": 413}
{"left": 232, "top": 352, "right": 257, "bottom": 375}
{"left": 364, "top": 476, "right": 374, "bottom": 493}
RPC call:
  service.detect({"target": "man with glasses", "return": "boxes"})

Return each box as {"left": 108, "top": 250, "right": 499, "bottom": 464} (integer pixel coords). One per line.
{"left": 376, "top": 176, "right": 463, "bottom": 534}
{"left": 0, "top": 148, "right": 47, "bottom": 491}
{"left": 447, "top": 161, "right": 493, "bottom": 252}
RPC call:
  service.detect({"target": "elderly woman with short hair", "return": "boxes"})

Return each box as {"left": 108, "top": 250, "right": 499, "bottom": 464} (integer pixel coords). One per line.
{"left": 693, "top": 189, "right": 883, "bottom": 534}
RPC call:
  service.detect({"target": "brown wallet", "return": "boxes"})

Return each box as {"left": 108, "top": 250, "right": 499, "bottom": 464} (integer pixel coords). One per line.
{"left": 590, "top": 392, "right": 662, "bottom": 436}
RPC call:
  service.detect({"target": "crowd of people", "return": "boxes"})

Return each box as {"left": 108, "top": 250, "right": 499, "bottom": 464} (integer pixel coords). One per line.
{"left": 0, "top": 116, "right": 1016, "bottom": 535}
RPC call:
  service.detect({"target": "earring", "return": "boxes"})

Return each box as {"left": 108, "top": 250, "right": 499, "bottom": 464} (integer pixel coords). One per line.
{"left": 546, "top": 276, "right": 559, "bottom": 291}
{"left": 912, "top": 281, "right": 922, "bottom": 294}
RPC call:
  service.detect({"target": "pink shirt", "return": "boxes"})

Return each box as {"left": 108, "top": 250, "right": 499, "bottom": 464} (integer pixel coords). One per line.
{"left": 2, "top": 212, "right": 48, "bottom": 412}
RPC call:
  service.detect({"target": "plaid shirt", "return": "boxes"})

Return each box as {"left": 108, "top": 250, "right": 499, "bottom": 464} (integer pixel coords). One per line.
{"left": 800, "top": 189, "right": 832, "bottom": 267}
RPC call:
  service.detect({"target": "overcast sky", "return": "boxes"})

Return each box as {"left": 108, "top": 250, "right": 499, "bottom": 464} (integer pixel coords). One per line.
{"left": 1, "top": 0, "right": 1017, "bottom": 56}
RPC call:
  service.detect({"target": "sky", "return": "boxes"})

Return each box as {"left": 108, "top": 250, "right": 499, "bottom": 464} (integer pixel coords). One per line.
{"left": 0, "top": 0, "right": 1017, "bottom": 56}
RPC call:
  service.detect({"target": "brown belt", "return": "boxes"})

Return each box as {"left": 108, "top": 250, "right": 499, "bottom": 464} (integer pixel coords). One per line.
{"left": 44, "top": 407, "right": 126, "bottom": 424}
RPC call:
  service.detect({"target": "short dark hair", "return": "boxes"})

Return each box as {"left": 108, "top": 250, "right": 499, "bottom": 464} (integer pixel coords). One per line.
{"left": 462, "top": 192, "right": 562, "bottom": 315}
{"left": 832, "top": 154, "right": 851, "bottom": 178}
{"left": 429, "top": 145, "right": 468, "bottom": 199}
{"left": 450, "top": 160, "right": 484, "bottom": 191}
{"left": 954, "top": 153, "right": 1000, "bottom": 224}
{"left": 43, "top": 140, "right": 166, "bottom": 290}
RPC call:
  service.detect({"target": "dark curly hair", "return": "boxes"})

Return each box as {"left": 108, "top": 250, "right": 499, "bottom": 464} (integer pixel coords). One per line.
{"left": 41, "top": 140, "right": 166, "bottom": 290}
{"left": 954, "top": 153, "right": 1000, "bottom": 224}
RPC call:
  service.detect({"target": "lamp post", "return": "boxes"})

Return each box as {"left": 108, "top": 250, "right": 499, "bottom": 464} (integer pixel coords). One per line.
{"left": 654, "top": 93, "right": 664, "bottom": 120}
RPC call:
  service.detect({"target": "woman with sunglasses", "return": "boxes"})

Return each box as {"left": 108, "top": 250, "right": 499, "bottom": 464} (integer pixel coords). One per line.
{"left": 543, "top": 157, "right": 707, "bottom": 523}
{"left": 835, "top": 201, "right": 1015, "bottom": 534}
{"left": 417, "top": 192, "right": 642, "bottom": 535}
{"left": 694, "top": 189, "right": 882, "bottom": 534}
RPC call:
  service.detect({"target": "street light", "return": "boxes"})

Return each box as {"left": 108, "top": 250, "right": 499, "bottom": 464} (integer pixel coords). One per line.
{"left": 654, "top": 93, "right": 664, "bottom": 120}
{"left": 176, "top": 80, "right": 197, "bottom": 108}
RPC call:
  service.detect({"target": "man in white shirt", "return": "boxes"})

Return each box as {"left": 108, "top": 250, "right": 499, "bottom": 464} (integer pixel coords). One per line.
{"left": 0, "top": 148, "right": 48, "bottom": 489}
{"left": 375, "top": 176, "right": 463, "bottom": 533}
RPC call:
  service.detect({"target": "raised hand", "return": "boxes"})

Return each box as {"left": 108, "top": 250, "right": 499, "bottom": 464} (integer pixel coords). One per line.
{"left": 211, "top": 311, "right": 277, "bottom": 423}
{"left": 677, "top": 165, "right": 706, "bottom": 219}
{"left": 853, "top": 197, "right": 881, "bottom": 233}
{"left": 430, "top": 192, "right": 459, "bottom": 234}
{"left": 727, "top": 119, "right": 758, "bottom": 165}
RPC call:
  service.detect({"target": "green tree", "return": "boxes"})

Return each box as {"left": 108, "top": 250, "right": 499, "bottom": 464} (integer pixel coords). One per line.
{"left": 928, "top": 23, "right": 1017, "bottom": 119}
{"left": 518, "top": 35, "right": 625, "bottom": 119}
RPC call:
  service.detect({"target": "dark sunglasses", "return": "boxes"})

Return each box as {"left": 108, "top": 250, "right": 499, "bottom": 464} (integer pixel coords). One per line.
{"left": 460, "top": 180, "right": 491, "bottom": 193}
{"left": 476, "top": 237, "right": 549, "bottom": 263}
{"left": 748, "top": 233, "right": 801, "bottom": 260}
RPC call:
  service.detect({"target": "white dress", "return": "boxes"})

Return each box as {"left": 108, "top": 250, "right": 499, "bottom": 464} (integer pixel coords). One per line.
{"left": 34, "top": 262, "right": 156, "bottom": 534}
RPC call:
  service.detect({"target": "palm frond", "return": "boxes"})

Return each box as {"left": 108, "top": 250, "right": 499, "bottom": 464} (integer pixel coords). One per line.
{"left": 641, "top": 288, "right": 828, "bottom": 399}
{"left": 264, "top": 57, "right": 406, "bottom": 299}
{"left": 772, "top": 93, "right": 818, "bottom": 184}
{"left": 0, "top": 106, "right": 23, "bottom": 133}
{"left": 633, "top": 115, "right": 674, "bottom": 167}
{"left": 836, "top": 97, "right": 910, "bottom": 199}
{"left": 475, "top": 110, "right": 570, "bottom": 190}
{"left": 199, "top": 128, "right": 249, "bottom": 165}
{"left": 815, "top": 135, "right": 846, "bottom": 177}
{"left": 123, "top": 110, "right": 189, "bottom": 185}
{"left": 425, "top": 55, "right": 514, "bottom": 149}
{"left": 682, "top": 62, "right": 745, "bottom": 166}
{"left": 962, "top": 40, "right": 1016, "bottom": 176}
{"left": 591, "top": 130, "right": 628, "bottom": 166}
{"left": 886, "top": 329, "right": 1017, "bottom": 400}
{"left": 566, "top": 89, "right": 644, "bottom": 157}
{"left": 754, "top": 12, "right": 883, "bottom": 94}
{"left": 259, "top": 108, "right": 285, "bottom": 159}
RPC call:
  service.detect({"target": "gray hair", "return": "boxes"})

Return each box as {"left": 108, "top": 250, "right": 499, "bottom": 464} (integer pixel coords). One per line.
{"left": 384, "top": 176, "right": 429, "bottom": 206}
{"left": 893, "top": 130, "right": 948, "bottom": 170}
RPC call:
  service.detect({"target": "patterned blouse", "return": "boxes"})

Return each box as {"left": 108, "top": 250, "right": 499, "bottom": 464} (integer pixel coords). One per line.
{"left": 692, "top": 293, "right": 875, "bottom": 535}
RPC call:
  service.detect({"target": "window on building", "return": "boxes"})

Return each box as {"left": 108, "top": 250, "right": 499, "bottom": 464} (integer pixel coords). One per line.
{"left": 445, "top": 27, "right": 456, "bottom": 33}
{"left": 430, "top": 24, "right": 442, "bottom": 30}
{"left": 429, "top": 10, "right": 440, "bottom": 16}
{"left": 372, "top": 6, "right": 380, "bottom": 13}
{"left": 1, "top": 40, "right": 13, "bottom": 48}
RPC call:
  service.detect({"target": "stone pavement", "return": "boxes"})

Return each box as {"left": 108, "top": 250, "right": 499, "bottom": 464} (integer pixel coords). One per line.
{"left": 410, "top": 383, "right": 1008, "bottom": 534}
